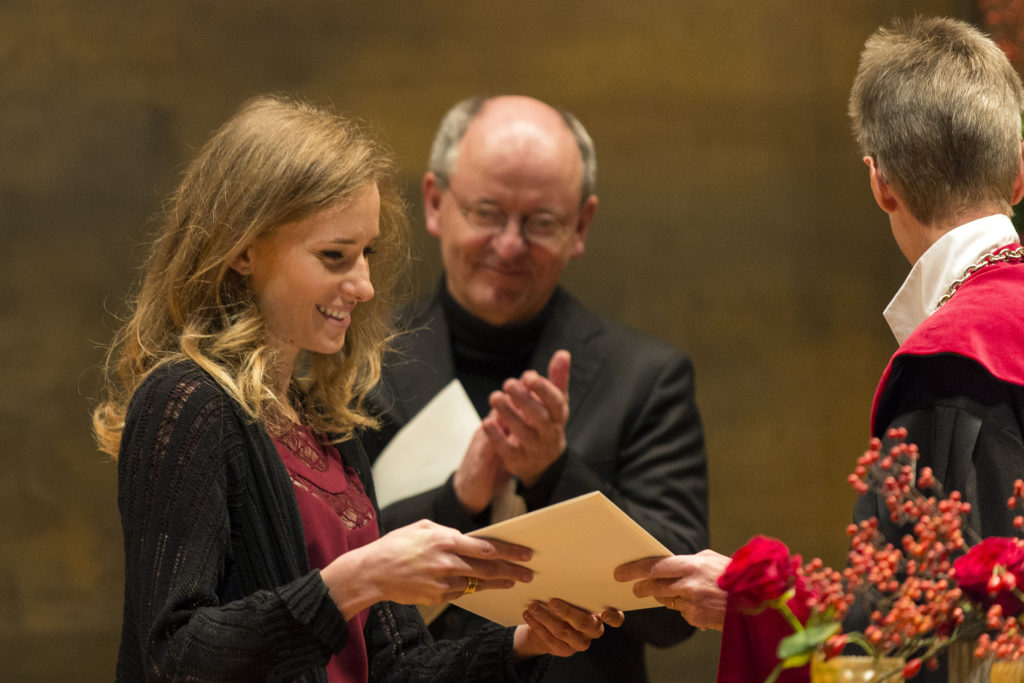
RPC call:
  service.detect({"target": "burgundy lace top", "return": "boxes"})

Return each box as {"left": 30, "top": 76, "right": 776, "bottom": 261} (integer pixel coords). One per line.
{"left": 274, "top": 423, "right": 379, "bottom": 683}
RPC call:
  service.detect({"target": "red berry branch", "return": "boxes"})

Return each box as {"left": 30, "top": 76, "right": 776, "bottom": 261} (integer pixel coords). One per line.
{"left": 721, "top": 428, "right": 1024, "bottom": 679}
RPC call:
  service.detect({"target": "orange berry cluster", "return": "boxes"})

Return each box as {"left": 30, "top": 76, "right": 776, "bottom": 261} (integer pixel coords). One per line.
{"left": 975, "top": 603, "right": 1024, "bottom": 660}
{"left": 804, "top": 429, "right": 975, "bottom": 668}
{"left": 1008, "top": 478, "right": 1024, "bottom": 531}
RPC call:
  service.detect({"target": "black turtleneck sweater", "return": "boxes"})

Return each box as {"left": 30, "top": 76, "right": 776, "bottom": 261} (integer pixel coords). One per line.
{"left": 441, "top": 285, "right": 553, "bottom": 418}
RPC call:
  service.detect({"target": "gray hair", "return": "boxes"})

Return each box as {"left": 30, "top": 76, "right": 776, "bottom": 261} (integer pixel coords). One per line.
{"left": 848, "top": 16, "right": 1024, "bottom": 225}
{"left": 427, "top": 96, "right": 597, "bottom": 204}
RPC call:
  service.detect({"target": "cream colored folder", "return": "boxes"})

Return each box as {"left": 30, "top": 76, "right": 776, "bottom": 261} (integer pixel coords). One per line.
{"left": 455, "top": 491, "right": 671, "bottom": 626}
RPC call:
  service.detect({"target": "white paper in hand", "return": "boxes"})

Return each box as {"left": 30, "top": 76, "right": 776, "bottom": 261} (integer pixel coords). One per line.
{"left": 455, "top": 491, "right": 671, "bottom": 626}
{"left": 371, "top": 379, "right": 480, "bottom": 510}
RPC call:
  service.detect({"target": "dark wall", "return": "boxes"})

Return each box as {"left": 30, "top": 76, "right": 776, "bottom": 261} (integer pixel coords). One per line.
{"left": 0, "top": 1, "right": 969, "bottom": 679}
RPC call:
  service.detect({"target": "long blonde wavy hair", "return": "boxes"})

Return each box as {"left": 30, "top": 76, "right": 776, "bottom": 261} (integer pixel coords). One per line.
{"left": 93, "top": 95, "right": 409, "bottom": 457}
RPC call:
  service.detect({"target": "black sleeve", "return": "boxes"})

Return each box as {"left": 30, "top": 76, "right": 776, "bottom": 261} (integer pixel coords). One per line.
{"left": 117, "top": 369, "right": 346, "bottom": 681}
{"left": 857, "top": 353, "right": 1024, "bottom": 542}
{"left": 365, "top": 601, "right": 546, "bottom": 682}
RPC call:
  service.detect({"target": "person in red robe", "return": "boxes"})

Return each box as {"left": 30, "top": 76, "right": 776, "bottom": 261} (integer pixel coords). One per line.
{"left": 615, "top": 15, "right": 1024, "bottom": 682}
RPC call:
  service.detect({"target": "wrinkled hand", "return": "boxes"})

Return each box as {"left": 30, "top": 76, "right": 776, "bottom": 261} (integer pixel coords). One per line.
{"left": 323, "top": 520, "right": 533, "bottom": 619}
{"left": 484, "top": 350, "right": 571, "bottom": 486}
{"left": 614, "top": 549, "right": 730, "bottom": 631}
{"left": 512, "top": 599, "right": 624, "bottom": 659}
{"left": 453, "top": 422, "right": 511, "bottom": 515}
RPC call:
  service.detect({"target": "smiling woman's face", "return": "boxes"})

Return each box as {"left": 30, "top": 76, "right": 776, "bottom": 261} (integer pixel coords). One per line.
{"left": 233, "top": 183, "right": 380, "bottom": 370}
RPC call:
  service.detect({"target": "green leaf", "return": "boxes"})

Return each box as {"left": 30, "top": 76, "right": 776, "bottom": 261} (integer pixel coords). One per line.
{"left": 780, "top": 653, "right": 812, "bottom": 669}
{"left": 777, "top": 622, "right": 841, "bottom": 660}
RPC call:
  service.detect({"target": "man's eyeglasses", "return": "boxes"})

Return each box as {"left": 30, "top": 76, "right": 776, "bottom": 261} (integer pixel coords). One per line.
{"left": 447, "top": 186, "right": 573, "bottom": 246}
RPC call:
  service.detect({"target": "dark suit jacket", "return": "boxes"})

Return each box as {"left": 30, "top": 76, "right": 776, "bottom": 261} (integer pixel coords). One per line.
{"left": 363, "top": 285, "right": 709, "bottom": 683}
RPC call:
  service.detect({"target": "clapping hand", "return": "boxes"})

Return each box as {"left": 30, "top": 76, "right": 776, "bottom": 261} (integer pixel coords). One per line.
{"left": 484, "top": 350, "right": 571, "bottom": 486}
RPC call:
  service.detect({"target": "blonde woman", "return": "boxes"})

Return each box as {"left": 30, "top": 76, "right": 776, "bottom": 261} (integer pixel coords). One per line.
{"left": 94, "top": 95, "right": 618, "bottom": 683}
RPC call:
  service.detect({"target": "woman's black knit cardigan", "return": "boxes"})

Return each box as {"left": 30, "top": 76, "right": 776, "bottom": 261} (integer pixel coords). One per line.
{"left": 115, "top": 361, "right": 545, "bottom": 682}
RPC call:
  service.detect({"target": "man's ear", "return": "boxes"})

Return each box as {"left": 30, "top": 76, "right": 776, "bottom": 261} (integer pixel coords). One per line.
{"left": 570, "top": 194, "right": 598, "bottom": 259}
{"left": 422, "top": 172, "right": 444, "bottom": 238}
{"left": 229, "top": 247, "right": 254, "bottom": 276}
{"left": 1012, "top": 140, "right": 1024, "bottom": 206}
{"left": 865, "top": 156, "right": 899, "bottom": 214}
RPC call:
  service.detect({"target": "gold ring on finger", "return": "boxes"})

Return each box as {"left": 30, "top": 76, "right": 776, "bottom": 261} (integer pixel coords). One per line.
{"left": 463, "top": 576, "right": 478, "bottom": 595}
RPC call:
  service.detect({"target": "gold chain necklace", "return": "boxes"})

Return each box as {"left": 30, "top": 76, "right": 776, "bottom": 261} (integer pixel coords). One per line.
{"left": 936, "top": 245, "right": 1024, "bottom": 308}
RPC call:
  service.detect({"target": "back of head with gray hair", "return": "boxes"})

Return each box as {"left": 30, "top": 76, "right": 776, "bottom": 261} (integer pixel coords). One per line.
{"left": 427, "top": 96, "right": 597, "bottom": 204}
{"left": 848, "top": 15, "right": 1024, "bottom": 226}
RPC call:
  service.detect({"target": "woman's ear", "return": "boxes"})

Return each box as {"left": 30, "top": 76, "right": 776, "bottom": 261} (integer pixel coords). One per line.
{"left": 229, "top": 247, "right": 254, "bottom": 276}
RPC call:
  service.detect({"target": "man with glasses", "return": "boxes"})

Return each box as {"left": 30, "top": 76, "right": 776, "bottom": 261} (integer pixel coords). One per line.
{"left": 363, "top": 95, "right": 709, "bottom": 682}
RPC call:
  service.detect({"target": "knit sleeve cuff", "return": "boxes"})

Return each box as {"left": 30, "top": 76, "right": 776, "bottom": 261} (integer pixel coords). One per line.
{"left": 276, "top": 570, "right": 349, "bottom": 653}
{"left": 498, "top": 626, "right": 550, "bottom": 682}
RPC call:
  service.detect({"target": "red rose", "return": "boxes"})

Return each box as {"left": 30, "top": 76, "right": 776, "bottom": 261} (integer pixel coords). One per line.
{"left": 718, "top": 535, "right": 801, "bottom": 610}
{"left": 953, "top": 537, "right": 1024, "bottom": 616}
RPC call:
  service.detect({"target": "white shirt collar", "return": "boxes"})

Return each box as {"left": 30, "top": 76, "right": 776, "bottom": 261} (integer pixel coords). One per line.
{"left": 883, "top": 214, "right": 1019, "bottom": 345}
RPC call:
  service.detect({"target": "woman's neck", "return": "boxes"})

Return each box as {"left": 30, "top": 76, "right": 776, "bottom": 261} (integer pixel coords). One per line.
{"left": 270, "top": 356, "right": 300, "bottom": 424}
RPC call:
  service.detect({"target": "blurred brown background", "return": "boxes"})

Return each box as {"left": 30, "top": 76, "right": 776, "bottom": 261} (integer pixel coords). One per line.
{"left": 0, "top": 0, "right": 985, "bottom": 680}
